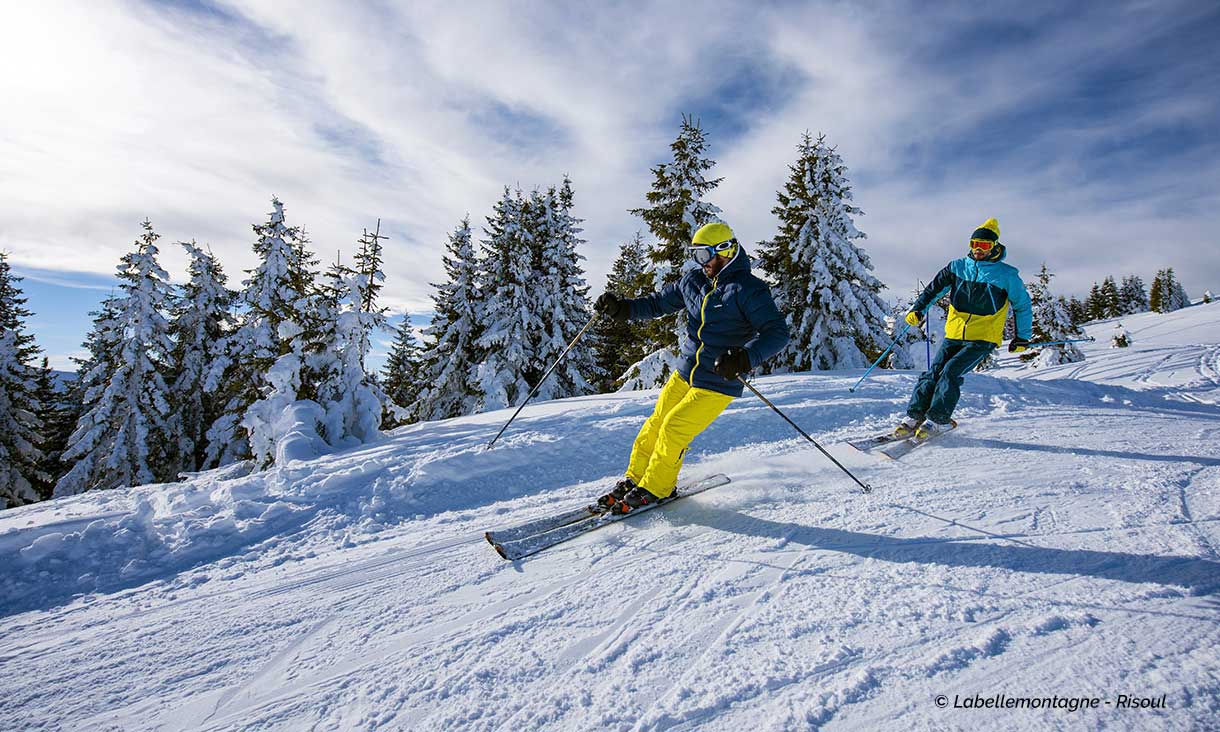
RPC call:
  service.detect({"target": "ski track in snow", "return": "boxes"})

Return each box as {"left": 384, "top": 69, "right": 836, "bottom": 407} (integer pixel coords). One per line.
{"left": 3, "top": 302, "right": 1220, "bottom": 731}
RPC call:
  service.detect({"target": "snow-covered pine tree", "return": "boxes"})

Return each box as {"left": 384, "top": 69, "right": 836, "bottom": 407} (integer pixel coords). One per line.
{"left": 382, "top": 314, "right": 423, "bottom": 426}
{"left": 528, "top": 178, "right": 594, "bottom": 401}
{"left": 1168, "top": 268, "right": 1190, "bottom": 310}
{"left": 310, "top": 251, "right": 386, "bottom": 450}
{"left": 33, "top": 356, "right": 73, "bottom": 499}
{"left": 168, "top": 242, "right": 233, "bottom": 474}
{"left": 1022, "top": 263, "right": 1085, "bottom": 367}
{"left": 0, "top": 253, "right": 45, "bottom": 507}
{"left": 1149, "top": 268, "right": 1188, "bottom": 313}
{"left": 416, "top": 217, "right": 482, "bottom": 421}
{"left": 1204, "top": 289, "right": 1213, "bottom": 304}
{"left": 206, "top": 198, "right": 318, "bottom": 468}
{"left": 758, "top": 132, "right": 890, "bottom": 371}
{"left": 623, "top": 114, "right": 724, "bottom": 388}
{"left": 1111, "top": 322, "right": 1132, "bottom": 348}
{"left": 56, "top": 221, "right": 176, "bottom": 495}
{"left": 54, "top": 298, "right": 119, "bottom": 495}
{"left": 590, "top": 233, "right": 653, "bottom": 391}
{"left": 1085, "top": 282, "right": 1104, "bottom": 321}
{"left": 474, "top": 188, "right": 538, "bottom": 412}
{"left": 1118, "top": 275, "right": 1148, "bottom": 315}
{"left": 1066, "top": 296, "right": 1089, "bottom": 326}
{"left": 1099, "top": 276, "right": 1121, "bottom": 318}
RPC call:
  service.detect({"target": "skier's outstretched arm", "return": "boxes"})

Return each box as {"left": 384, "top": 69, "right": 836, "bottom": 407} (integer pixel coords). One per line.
{"left": 910, "top": 265, "right": 954, "bottom": 315}
{"left": 628, "top": 280, "right": 685, "bottom": 321}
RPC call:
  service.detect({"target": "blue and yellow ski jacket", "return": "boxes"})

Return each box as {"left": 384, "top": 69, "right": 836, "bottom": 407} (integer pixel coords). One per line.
{"left": 627, "top": 247, "right": 789, "bottom": 397}
{"left": 912, "top": 247, "right": 1033, "bottom": 346}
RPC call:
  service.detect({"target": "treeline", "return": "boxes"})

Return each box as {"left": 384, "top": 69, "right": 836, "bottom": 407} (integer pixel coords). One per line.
{"left": 1064, "top": 269, "right": 1191, "bottom": 323}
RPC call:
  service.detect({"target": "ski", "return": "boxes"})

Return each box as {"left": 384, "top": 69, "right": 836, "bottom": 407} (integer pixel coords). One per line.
{"left": 484, "top": 503, "right": 603, "bottom": 546}
{"left": 879, "top": 422, "right": 957, "bottom": 460}
{"left": 846, "top": 431, "right": 907, "bottom": 452}
{"left": 489, "top": 473, "right": 731, "bottom": 561}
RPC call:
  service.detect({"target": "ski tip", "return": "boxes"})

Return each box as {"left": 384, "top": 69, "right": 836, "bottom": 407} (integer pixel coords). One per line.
{"left": 493, "top": 543, "right": 510, "bottom": 560}
{"left": 483, "top": 531, "right": 496, "bottom": 545}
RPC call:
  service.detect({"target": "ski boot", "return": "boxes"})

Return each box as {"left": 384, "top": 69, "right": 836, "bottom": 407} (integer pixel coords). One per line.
{"left": 610, "top": 486, "right": 661, "bottom": 515}
{"left": 893, "top": 417, "right": 922, "bottom": 439}
{"left": 914, "top": 418, "right": 957, "bottom": 440}
{"left": 596, "top": 477, "right": 637, "bottom": 510}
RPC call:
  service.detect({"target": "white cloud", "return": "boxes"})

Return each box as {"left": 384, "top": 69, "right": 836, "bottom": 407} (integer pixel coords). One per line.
{"left": 1, "top": 0, "right": 1216, "bottom": 349}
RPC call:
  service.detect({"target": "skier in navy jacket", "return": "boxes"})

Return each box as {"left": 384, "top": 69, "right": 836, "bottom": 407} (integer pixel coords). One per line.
{"left": 593, "top": 223, "right": 788, "bottom": 513}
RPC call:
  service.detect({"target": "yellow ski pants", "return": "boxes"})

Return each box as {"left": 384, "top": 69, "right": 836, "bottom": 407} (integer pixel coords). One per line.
{"left": 626, "top": 372, "right": 734, "bottom": 498}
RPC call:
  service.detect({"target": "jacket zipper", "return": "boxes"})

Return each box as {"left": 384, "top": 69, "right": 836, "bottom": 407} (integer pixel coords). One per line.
{"left": 693, "top": 276, "right": 718, "bottom": 377}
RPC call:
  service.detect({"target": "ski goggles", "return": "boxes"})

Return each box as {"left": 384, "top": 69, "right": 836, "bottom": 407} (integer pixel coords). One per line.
{"left": 969, "top": 238, "right": 997, "bottom": 252}
{"left": 688, "top": 239, "right": 737, "bottom": 265}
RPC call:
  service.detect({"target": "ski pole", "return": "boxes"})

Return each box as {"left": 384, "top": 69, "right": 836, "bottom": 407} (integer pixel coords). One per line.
{"left": 486, "top": 313, "right": 598, "bottom": 450}
{"left": 849, "top": 322, "right": 913, "bottom": 392}
{"left": 738, "top": 376, "right": 873, "bottom": 494}
{"left": 1024, "top": 337, "right": 1096, "bottom": 348}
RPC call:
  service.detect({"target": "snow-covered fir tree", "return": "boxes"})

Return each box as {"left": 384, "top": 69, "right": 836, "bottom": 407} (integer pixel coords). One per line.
{"left": 382, "top": 314, "right": 424, "bottom": 426}
{"left": 1085, "top": 282, "right": 1103, "bottom": 321}
{"left": 474, "top": 188, "right": 539, "bottom": 411}
{"left": 417, "top": 217, "right": 483, "bottom": 421}
{"left": 1111, "top": 322, "right": 1132, "bottom": 348}
{"left": 56, "top": 221, "right": 176, "bottom": 495}
{"left": 0, "top": 253, "right": 45, "bottom": 507}
{"left": 1066, "top": 296, "right": 1089, "bottom": 326}
{"left": 206, "top": 198, "right": 317, "bottom": 468}
{"left": 1099, "top": 276, "right": 1121, "bottom": 318}
{"left": 758, "top": 132, "right": 890, "bottom": 371}
{"left": 1150, "top": 268, "right": 1189, "bottom": 313}
{"left": 310, "top": 252, "right": 386, "bottom": 450}
{"left": 1118, "top": 275, "right": 1148, "bottom": 315}
{"left": 623, "top": 115, "right": 724, "bottom": 388}
{"left": 1204, "top": 289, "right": 1213, "bottom": 304}
{"left": 1022, "top": 263, "right": 1086, "bottom": 367}
{"left": 33, "top": 356, "right": 73, "bottom": 499}
{"left": 168, "top": 242, "right": 233, "bottom": 474}
{"left": 55, "top": 298, "right": 119, "bottom": 493}
{"left": 528, "top": 178, "right": 595, "bottom": 401}
{"left": 590, "top": 234, "right": 652, "bottom": 391}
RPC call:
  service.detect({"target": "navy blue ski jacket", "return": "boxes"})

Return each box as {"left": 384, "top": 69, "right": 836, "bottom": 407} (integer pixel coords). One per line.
{"left": 626, "top": 247, "right": 789, "bottom": 397}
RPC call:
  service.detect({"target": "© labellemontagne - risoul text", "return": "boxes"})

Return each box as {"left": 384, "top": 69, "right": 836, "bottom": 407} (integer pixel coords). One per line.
{"left": 951, "top": 694, "right": 1168, "bottom": 712}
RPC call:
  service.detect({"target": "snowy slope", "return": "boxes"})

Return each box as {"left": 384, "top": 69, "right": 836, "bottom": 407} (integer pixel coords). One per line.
{"left": 3, "top": 305, "right": 1219, "bottom": 731}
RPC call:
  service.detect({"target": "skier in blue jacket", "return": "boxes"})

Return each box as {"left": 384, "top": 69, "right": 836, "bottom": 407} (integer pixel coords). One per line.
{"left": 593, "top": 223, "right": 789, "bottom": 513}
{"left": 897, "top": 217, "right": 1032, "bottom": 439}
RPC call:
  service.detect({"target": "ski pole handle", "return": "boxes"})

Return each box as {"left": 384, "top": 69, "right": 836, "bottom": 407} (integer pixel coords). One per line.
{"left": 850, "top": 322, "right": 913, "bottom": 392}
{"left": 486, "top": 313, "right": 598, "bottom": 450}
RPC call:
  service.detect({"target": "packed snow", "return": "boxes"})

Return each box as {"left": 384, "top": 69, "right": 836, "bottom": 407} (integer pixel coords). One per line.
{"left": 3, "top": 302, "right": 1219, "bottom": 731}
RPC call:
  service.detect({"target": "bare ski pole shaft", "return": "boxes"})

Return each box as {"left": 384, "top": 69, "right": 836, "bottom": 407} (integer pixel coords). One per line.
{"left": 739, "top": 376, "right": 873, "bottom": 493}
{"left": 487, "top": 314, "right": 599, "bottom": 450}
{"left": 850, "top": 321, "right": 913, "bottom": 392}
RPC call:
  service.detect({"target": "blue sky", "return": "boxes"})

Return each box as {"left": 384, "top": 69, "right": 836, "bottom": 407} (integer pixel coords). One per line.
{"left": 2, "top": 0, "right": 1218, "bottom": 370}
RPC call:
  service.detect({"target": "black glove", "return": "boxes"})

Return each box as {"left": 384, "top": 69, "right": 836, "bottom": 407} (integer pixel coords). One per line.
{"left": 714, "top": 346, "right": 752, "bottom": 380}
{"left": 1008, "top": 337, "right": 1030, "bottom": 353}
{"left": 594, "top": 292, "right": 630, "bottom": 321}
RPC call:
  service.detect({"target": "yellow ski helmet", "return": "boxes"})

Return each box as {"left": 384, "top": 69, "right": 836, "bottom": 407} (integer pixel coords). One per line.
{"left": 690, "top": 222, "right": 738, "bottom": 263}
